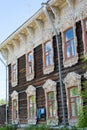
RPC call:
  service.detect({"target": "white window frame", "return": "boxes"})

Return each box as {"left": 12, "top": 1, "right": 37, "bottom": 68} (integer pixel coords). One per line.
{"left": 11, "top": 60, "right": 18, "bottom": 87}
{"left": 43, "top": 79, "right": 58, "bottom": 126}
{"left": 26, "top": 50, "right": 34, "bottom": 81}
{"left": 43, "top": 40, "right": 54, "bottom": 75}
{"left": 26, "top": 85, "right": 36, "bottom": 125}
{"left": 11, "top": 91, "right": 19, "bottom": 124}
{"left": 63, "top": 72, "right": 82, "bottom": 126}
{"left": 62, "top": 22, "right": 78, "bottom": 68}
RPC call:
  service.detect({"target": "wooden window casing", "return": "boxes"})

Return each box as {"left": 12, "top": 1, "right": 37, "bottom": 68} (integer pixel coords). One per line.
{"left": 68, "top": 87, "right": 80, "bottom": 119}
{"left": 28, "top": 95, "right": 35, "bottom": 119}
{"left": 12, "top": 99, "right": 17, "bottom": 120}
{"left": 64, "top": 28, "right": 75, "bottom": 60}
{"left": 12, "top": 64, "right": 17, "bottom": 82}
{"left": 27, "top": 52, "right": 33, "bottom": 75}
{"left": 47, "top": 91, "right": 55, "bottom": 118}
{"left": 44, "top": 41, "right": 53, "bottom": 68}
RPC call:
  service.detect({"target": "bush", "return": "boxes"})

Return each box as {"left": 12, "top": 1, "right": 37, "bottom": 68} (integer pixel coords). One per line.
{"left": 24, "top": 124, "right": 78, "bottom": 130}
{"left": 78, "top": 106, "right": 87, "bottom": 128}
{"left": 0, "top": 125, "right": 17, "bottom": 130}
{"left": 24, "top": 124, "right": 52, "bottom": 130}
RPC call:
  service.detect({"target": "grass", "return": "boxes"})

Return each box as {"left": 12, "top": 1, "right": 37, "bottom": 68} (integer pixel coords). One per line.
{"left": 0, "top": 125, "right": 17, "bottom": 130}
{"left": 23, "top": 124, "right": 78, "bottom": 130}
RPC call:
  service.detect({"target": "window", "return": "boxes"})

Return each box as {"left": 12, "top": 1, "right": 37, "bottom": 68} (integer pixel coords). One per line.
{"left": 84, "top": 19, "right": 87, "bottom": 50}
{"left": 68, "top": 87, "right": 80, "bottom": 118}
{"left": 11, "top": 62, "right": 17, "bottom": 87}
{"left": 12, "top": 99, "right": 17, "bottom": 120}
{"left": 29, "top": 96, "right": 35, "bottom": 119}
{"left": 26, "top": 85, "right": 36, "bottom": 124}
{"left": 11, "top": 91, "right": 19, "bottom": 124}
{"left": 44, "top": 41, "right": 53, "bottom": 67}
{"left": 64, "top": 28, "right": 75, "bottom": 59}
{"left": 47, "top": 92, "right": 55, "bottom": 118}
{"left": 43, "top": 79, "right": 58, "bottom": 126}
{"left": 12, "top": 64, "right": 17, "bottom": 82}
{"left": 27, "top": 52, "right": 33, "bottom": 75}
{"left": 26, "top": 51, "right": 34, "bottom": 81}
{"left": 64, "top": 72, "right": 81, "bottom": 125}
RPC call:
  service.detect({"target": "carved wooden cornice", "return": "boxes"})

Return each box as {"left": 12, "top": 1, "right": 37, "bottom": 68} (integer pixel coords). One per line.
{"left": 0, "top": 0, "right": 87, "bottom": 64}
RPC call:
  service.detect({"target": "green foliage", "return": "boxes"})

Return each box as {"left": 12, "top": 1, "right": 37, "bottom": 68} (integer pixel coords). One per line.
{"left": 24, "top": 125, "right": 78, "bottom": 130}
{"left": 0, "top": 125, "right": 17, "bottom": 130}
{"left": 77, "top": 56, "right": 87, "bottom": 128}
{"left": 81, "top": 81, "right": 87, "bottom": 102}
{"left": 57, "top": 126, "right": 78, "bottom": 130}
{"left": 78, "top": 106, "right": 87, "bottom": 128}
{"left": 0, "top": 99, "right": 6, "bottom": 105}
{"left": 24, "top": 124, "right": 52, "bottom": 130}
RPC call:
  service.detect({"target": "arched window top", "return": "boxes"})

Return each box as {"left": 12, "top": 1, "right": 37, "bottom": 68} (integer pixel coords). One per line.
{"left": 63, "top": 72, "right": 81, "bottom": 89}
{"left": 43, "top": 79, "right": 56, "bottom": 92}
{"left": 26, "top": 85, "right": 36, "bottom": 97}
{"left": 11, "top": 90, "right": 18, "bottom": 99}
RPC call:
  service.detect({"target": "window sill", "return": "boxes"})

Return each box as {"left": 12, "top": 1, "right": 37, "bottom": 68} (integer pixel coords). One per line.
{"left": 63, "top": 55, "right": 78, "bottom": 68}
{"left": 28, "top": 118, "right": 37, "bottom": 125}
{"left": 47, "top": 117, "right": 58, "bottom": 126}
{"left": 26, "top": 73, "right": 34, "bottom": 81}
{"left": 68, "top": 118, "right": 78, "bottom": 126}
{"left": 43, "top": 65, "right": 54, "bottom": 75}
{"left": 12, "top": 119, "right": 19, "bottom": 124}
{"left": 12, "top": 81, "right": 17, "bottom": 87}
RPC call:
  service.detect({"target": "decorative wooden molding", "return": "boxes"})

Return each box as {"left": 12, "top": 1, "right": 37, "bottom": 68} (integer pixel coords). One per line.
{"left": 66, "top": 0, "right": 73, "bottom": 7}
{"left": 50, "top": 6, "right": 59, "bottom": 19}
{"left": 11, "top": 90, "right": 18, "bottom": 99}
{"left": 43, "top": 79, "right": 58, "bottom": 126}
{"left": 11, "top": 91, "right": 19, "bottom": 124}
{"left": 19, "top": 33, "right": 26, "bottom": 45}
{"left": 63, "top": 72, "right": 81, "bottom": 125}
{"left": 0, "top": 48, "right": 8, "bottom": 61}
{"left": 0, "top": 0, "right": 87, "bottom": 65}
{"left": 35, "top": 19, "right": 44, "bottom": 30}
{"left": 26, "top": 50, "right": 34, "bottom": 81}
{"left": 26, "top": 85, "right": 36, "bottom": 125}
{"left": 62, "top": 22, "right": 78, "bottom": 68}
{"left": 42, "top": 40, "right": 54, "bottom": 75}
{"left": 11, "top": 60, "right": 18, "bottom": 87}
{"left": 12, "top": 39, "right": 20, "bottom": 50}
{"left": 27, "top": 27, "right": 34, "bottom": 40}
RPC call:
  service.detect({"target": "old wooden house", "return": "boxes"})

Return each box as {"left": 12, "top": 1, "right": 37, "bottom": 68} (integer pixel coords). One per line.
{"left": 0, "top": 0, "right": 87, "bottom": 126}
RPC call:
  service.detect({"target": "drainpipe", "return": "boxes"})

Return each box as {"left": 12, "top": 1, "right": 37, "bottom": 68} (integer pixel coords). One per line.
{"left": 42, "top": 3, "right": 66, "bottom": 125}
{"left": 0, "top": 57, "right": 8, "bottom": 125}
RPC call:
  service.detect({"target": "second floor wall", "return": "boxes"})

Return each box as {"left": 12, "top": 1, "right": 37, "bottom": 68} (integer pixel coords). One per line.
{"left": 8, "top": 20, "right": 86, "bottom": 90}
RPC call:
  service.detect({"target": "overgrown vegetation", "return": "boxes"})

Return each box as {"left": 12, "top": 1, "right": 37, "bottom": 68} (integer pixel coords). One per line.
{"left": 0, "top": 125, "right": 17, "bottom": 130}
{"left": 77, "top": 58, "right": 87, "bottom": 128}
{"left": 23, "top": 124, "right": 78, "bottom": 130}
{"left": 0, "top": 99, "right": 6, "bottom": 106}
{"left": 24, "top": 124, "right": 52, "bottom": 130}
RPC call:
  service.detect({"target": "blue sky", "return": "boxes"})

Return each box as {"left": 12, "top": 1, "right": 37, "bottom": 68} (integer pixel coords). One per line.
{"left": 0, "top": 0, "right": 47, "bottom": 100}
